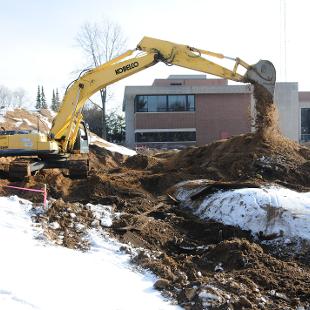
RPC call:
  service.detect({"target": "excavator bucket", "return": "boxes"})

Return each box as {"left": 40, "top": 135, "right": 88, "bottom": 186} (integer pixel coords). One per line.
{"left": 244, "top": 60, "right": 276, "bottom": 98}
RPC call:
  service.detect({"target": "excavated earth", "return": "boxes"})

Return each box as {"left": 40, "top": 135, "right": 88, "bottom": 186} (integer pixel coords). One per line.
{"left": 0, "top": 88, "right": 310, "bottom": 309}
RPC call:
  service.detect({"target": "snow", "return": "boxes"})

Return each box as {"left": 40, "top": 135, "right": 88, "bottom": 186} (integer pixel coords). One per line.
{"left": 37, "top": 114, "right": 52, "bottom": 129}
{"left": 0, "top": 106, "right": 14, "bottom": 123}
{"left": 0, "top": 196, "right": 179, "bottom": 310}
{"left": 87, "top": 203, "right": 114, "bottom": 227}
{"left": 174, "top": 183, "right": 310, "bottom": 241}
{"left": 22, "top": 118, "right": 34, "bottom": 127}
{"left": 90, "top": 133, "right": 136, "bottom": 156}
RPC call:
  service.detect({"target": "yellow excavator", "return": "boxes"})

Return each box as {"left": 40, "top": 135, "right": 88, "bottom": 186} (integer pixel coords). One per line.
{"left": 0, "top": 36, "right": 276, "bottom": 178}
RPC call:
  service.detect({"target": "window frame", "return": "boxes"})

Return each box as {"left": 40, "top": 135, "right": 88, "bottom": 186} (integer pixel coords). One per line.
{"left": 134, "top": 95, "right": 195, "bottom": 113}
{"left": 301, "top": 107, "right": 310, "bottom": 142}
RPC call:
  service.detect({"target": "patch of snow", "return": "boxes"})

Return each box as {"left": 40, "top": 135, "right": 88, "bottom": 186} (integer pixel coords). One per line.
{"left": 0, "top": 106, "right": 14, "bottom": 123}
{"left": 22, "top": 118, "right": 34, "bottom": 127}
{"left": 198, "top": 285, "right": 224, "bottom": 308}
{"left": 0, "top": 196, "right": 179, "bottom": 310}
{"left": 12, "top": 117, "right": 24, "bottom": 127}
{"left": 90, "top": 133, "right": 136, "bottom": 156}
{"left": 36, "top": 114, "right": 52, "bottom": 129}
{"left": 87, "top": 203, "right": 114, "bottom": 227}
{"left": 49, "top": 221, "right": 60, "bottom": 230}
{"left": 175, "top": 183, "right": 310, "bottom": 241}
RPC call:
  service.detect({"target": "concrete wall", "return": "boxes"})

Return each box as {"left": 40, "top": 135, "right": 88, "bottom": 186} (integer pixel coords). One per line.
{"left": 274, "top": 83, "right": 299, "bottom": 141}
{"left": 124, "top": 93, "right": 135, "bottom": 147}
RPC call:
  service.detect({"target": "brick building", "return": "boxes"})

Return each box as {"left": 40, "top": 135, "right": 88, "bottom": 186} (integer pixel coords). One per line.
{"left": 123, "top": 75, "right": 310, "bottom": 148}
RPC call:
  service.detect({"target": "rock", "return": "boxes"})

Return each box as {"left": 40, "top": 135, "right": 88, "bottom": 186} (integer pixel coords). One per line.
{"left": 91, "top": 219, "right": 100, "bottom": 228}
{"left": 184, "top": 287, "right": 197, "bottom": 301}
{"left": 275, "top": 292, "right": 290, "bottom": 302}
{"left": 154, "top": 278, "right": 170, "bottom": 290}
{"left": 75, "top": 223, "right": 85, "bottom": 231}
{"left": 215, "top": 262, "right": 224, "bottom": 272}
{"left": 239, "top": 295, "right": 253, "bottom": 308}
{"left": 49, "top": 221, "right": 60, "bottom": 230}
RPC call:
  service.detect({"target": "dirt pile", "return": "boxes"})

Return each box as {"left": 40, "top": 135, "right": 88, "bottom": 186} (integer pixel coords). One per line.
{"left": 166, "top": 132, "right": 310, "bottom": 190}
{"left": 32, "top": 199, "right": 95, "bottom": 250}
{"left": 0, "top": 108, "right": 53, "bottom": 132}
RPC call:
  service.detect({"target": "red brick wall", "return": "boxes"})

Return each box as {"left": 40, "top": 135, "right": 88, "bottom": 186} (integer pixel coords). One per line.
{"left": 299, "top": 92, "right": 310, "bottom": 101}
{"left": 195, "top": 93, "right": 251, "bottom": 144}
{"left": 135, "top": 112, "right": 195, "bottom": 129}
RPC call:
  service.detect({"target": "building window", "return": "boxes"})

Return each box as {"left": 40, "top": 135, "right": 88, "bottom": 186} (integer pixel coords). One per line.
{"left": 135, "top": 95, "right": 148, "bottom": 112}
{"left": 301, "top": 108, "right": 310, "bottom": 142}
{"left": 135, "top": 131, "right": 196, "bottom": 143}
{"left": 134, "top": 95, "right": 195, "bottom": 112}
{"left": 168, "top": 95, "right": 187, "bottom": 111}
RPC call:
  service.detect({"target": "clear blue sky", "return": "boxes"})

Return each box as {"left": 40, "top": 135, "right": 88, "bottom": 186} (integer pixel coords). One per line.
{"left": 0, "top": 0, "right": 309, "bottom": 110}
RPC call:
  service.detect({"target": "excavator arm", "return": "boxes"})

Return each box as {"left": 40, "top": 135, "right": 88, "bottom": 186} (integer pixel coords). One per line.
{"left": 50, "top": 36, "right": 276, "bottom": 153}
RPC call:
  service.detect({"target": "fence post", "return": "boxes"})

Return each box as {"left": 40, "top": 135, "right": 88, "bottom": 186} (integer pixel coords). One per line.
{"left": 43, "top": 184, "right": 47, "bottom": 209}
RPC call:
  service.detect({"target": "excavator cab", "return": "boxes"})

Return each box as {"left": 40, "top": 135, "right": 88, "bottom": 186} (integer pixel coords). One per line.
{"left": 72, "top": 121, "right": 89, "bottom": 154}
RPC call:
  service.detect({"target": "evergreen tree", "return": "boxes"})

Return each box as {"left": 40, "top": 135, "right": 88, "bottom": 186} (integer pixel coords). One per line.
{"left": 41, "top": 86, "right": 47, "bottom": 109}
{"left": 35, "top": 86, "right": 41, "bottom": 109}
{"left": 55, "top": 88, "right": 61, "bottom": 111}
{"left": 51, "top": 89, "right": 57, "bottom": 111}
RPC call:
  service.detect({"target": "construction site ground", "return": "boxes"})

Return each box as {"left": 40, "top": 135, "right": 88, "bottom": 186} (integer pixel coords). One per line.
{"left": 0, "top": 130, "right": 309, "bottom": 309}
{"left": 0, "top": 89, "right": 310, "bottom": 309}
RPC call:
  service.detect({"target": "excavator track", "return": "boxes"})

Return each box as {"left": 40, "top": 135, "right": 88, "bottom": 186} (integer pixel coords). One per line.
{"left": 9, "top": 159, "right": 45, "bottom": 179}
{"left": 68, "top": 159, "right": 89, "bottom": 179}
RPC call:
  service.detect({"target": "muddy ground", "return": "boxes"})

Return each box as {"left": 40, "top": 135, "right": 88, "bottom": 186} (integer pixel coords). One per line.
{"left": 0, "top": 132, "right": 308, "bottom": 309}
{"left": 0, "top": 87, "right": 310, "bottom": 308}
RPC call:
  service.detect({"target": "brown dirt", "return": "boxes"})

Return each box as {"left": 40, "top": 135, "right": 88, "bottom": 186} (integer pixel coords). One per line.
{"left": 0, "top": 86, "right": 309, "bottom": 309}
{"left": 0, "top": 137, "right": 308, "bottom": 308}
{"left": 0, "top": 109, "right": 53, "bottom": 132}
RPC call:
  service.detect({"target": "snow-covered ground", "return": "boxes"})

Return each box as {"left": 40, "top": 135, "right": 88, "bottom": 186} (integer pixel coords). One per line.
{"left": 0, "top": 196, "right": 179, "bottom": 310}
{"left": 174, "top": 182, "right": 310, "bottom": 241}
{"left": 90, "top": 133, "right": 136, "bottom": 156}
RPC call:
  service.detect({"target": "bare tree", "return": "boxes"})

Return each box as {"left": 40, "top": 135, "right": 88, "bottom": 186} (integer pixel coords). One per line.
{"left": 12, "top": 88, "right": 26, "bottom": 107}
{"left": 0, "top": 85, "right": 12, "bottom": 107}
{"left": 0, "top": 85, "right": 28, "bottom": 109}
{"left": 76, "top": 19, "right": 127, "bottom": 139}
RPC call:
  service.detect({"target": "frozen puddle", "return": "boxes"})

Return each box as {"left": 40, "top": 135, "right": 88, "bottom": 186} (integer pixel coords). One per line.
{"left": 0, "top": 196, "right": 179, "bottom": 310}
{"left": 174, "top": 182, "right": 310, "bottom": 241}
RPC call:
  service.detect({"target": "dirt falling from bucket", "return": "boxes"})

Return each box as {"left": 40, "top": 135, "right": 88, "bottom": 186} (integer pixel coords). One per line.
{"left": 253, "top": 83, "right": 281, "bottom": 140}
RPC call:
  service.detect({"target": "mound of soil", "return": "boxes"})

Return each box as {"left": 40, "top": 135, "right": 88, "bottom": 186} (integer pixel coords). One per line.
{"left": 167, "top": 132, "right": 310, "bottom": 190}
